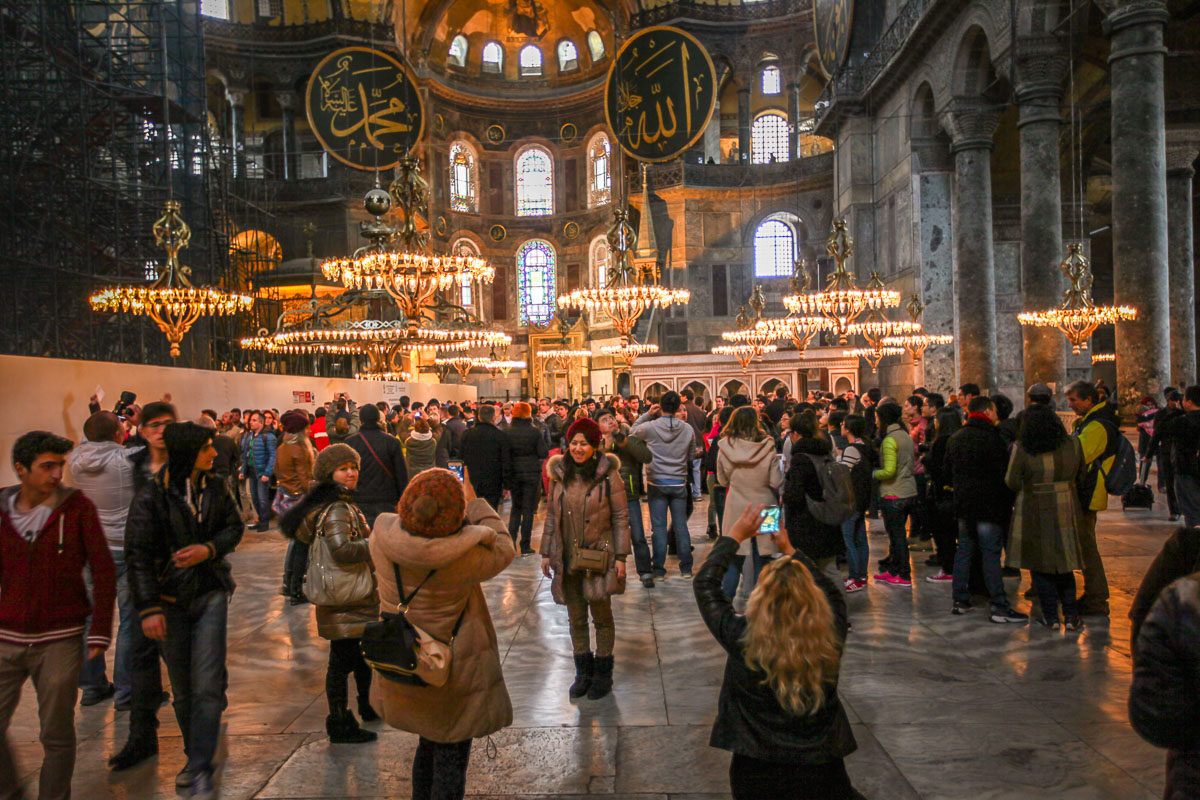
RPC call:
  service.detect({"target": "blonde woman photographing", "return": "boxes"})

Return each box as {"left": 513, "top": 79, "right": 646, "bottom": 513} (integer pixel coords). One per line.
{"left": 694, "top": 504, "right": 863, "bottom": 800}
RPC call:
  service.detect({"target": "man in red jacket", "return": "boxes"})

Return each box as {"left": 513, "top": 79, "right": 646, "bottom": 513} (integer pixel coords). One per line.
{"left": 0, "top": 430, "right": 116, "bottom": 800}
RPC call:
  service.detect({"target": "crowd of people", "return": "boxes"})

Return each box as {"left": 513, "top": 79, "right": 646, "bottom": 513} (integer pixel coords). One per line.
{"left": 3, "top": 375, "right": 1200, "bottom": 799}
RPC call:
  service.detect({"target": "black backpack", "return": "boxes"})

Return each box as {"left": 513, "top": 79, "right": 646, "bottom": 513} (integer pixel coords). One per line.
{"left": 843, "top": 442, "right": 875, "bottom": 514}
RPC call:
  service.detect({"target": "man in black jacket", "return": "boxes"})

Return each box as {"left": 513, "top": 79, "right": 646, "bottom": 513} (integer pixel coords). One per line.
{"left": 125, "top": 422, "right": 243, "bottom": 799}
{"left": 346, "top": 404, "right": 408, "bottom": 526}
{"left": 945, "top": 396, "right": 1025, "bottom": 623}
{"left": 462, "top": 404, "right": 511, "bottom": 510}
{"left": 681, "top": 388, "right": 708, "bottom": 501}
{"left": 505, "top": 402, "right": 547, "bottom": 555}
{"left": 1147, "top": 388, "right": 1184, "bottom": 520}
{"left": 1157, "top": 385, "right": 1200, "bottom": 528}
{"left": 764, "top": 385, "right": 788, "bottom": 426}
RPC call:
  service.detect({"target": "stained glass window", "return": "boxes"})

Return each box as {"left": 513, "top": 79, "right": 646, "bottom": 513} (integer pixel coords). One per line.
{"left": 751, "top": 113, "right": 789, "bottom": 164}
{"left": 754, "top": 218, "right": 795, "bottom": 277}
{"left": 448, "top": 142, "right": 476, "bottom": 212}
{"left": 448, "top": 35, "right": 468, "bottom": 67}
{"left": 588, "top": 134, "right": 611, "bottom": 208}
{"left": 516, "top": 147, "right": 553, "bottom": 217}
{"left": 482, "top": 42, "right": 503, "bottom": 73}
{"left": 761, "top": 65, "right": 781, "bottom": 95}
{"left": 520, "top": 45, "right": 543, "bottom": 77}
{"left": 558, "top": 40, "right": 579, "bottom": 72}
{"left": 518, "top": 240, "right": 556, "bottom": 325}
{"left": 587, "top": 30, "right": 605, "bottom": 61}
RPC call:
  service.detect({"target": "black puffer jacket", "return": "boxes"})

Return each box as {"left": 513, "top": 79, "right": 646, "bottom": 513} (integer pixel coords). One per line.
{"left": 1130, "top": 527, "right": 1200, "bottom": 652}
{"left": 125, "top": 471, "right": 243, "bottom": 617}
{"left": 347, "top": 425, "right": 409, "bottom": 509}
{"left": 782, "top": 436, "right": 845, "bottom": 561}
{"left": 505, "top": 417, "right": 548, "bottom": 483}
{"left": 694, "top": 536, "right": 856, "bottom": 764}
{"left": 1130, "top": 571, "right": 1200, "bottom": 799}
{"left": 945, "top": 417, "right": 1014, "bottom": 524}
{"left": 461, "top": 422, "right": 511, "bottom": 496}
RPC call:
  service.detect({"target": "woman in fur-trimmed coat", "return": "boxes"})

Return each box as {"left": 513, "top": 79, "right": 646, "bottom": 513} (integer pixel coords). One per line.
{"left": 540, "top": 417, "right": 631, "bottom": 701}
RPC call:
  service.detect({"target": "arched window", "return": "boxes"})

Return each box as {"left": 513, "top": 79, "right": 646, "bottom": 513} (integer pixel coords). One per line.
{"left": 448, "top": 142, "right": 476, "bottom": 212}
{"left": 587, "top": 30, "right": 605, "bottom": 61}
{"left": 590, "top": 235, "right": 611, "bottom": 288}
{"left": 452, "top": 239, "right": 479, "bottom": 308}
{"left": 751, "top": 113, "right": 789, "bottom": 164}
{"left": 754, "top": 217, "right": 797, "bottom": 277}
{"left": 482, "top": 41, "right": 503, "bottom": 74}
{"left": 518, "top": 240, "right": 556, "bottom": 325}
{"left": 447, "top": 35, "right": 468, "bottom": 67}
{"left": 515, "top": 146, "right": 553, "bottom": 217}
{"left": 761, "top": 65, "right": 781, "bottom": 95}
{"left": 519, "top": 45, "right": 543, "bottom": 77}
{"left": 587, "top": 133, "right": 611, "bottom": 207}
{"left": 557, "top": 40, "right": 579, "bottom": 72}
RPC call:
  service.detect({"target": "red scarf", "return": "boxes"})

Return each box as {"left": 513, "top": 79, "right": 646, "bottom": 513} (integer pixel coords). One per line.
{"left": 967, "top": 412, "right": 993, "bottom": 425}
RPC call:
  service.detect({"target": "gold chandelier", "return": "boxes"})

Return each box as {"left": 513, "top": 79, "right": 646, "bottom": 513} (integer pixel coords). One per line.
{"left": 539, "top": 347, "right": 592, "bottom": 372}
{"left": 601, "top": 340, "right": 659, "bottom": 369}
{"left": 881, "top": 294, "right": 954, "bottom": 364}
{"left": 1018, "top": 243, "right": 1136, "bottom": 354}
{"left": 90, "top": 200, "right": 252, "bottom": 357}
{"left": 434, "top": 354, "right": 490, "bottom": 379}
{"left": 785, "top": 219, "right": 899, "bottom": 343}
{"left": 716, "top": 286, "right": 779, "bottom": 371}
{"left": 844, "top": 346, "right": 905, "bottom": 374}
{"left": 1092, "top": 352, "right": 1116, "bottom": 364}
{"left": 713, "top": 343, "right": 778, "bottom": 372}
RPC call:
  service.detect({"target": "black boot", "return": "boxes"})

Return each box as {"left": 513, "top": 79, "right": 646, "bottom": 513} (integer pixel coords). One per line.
{"left": 588, "top": 655, "right": 614, "bottom": 700}
{"left": 108, "top": 736, "right": 158, "bottom": 771}
{"left": 326, "top": 709, "right": 377, "bottom": 744}
{"left": 358, "top": 697, "right": 381, "bottom": 723}
{"left": 568, "top": 652, "right": 594, "bottom": 699}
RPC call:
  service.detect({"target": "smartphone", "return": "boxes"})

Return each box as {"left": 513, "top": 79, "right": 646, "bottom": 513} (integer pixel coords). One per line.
{"left": 447, "top": 460, "right": 465, "bottom": 481}
{"left": 758, "top": 506, "right": 781, "bottom": 535}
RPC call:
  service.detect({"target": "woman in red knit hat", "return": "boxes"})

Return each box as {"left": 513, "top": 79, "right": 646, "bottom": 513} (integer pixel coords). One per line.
{"left": 540, "top": 417, "right": 632, "bottom": 700}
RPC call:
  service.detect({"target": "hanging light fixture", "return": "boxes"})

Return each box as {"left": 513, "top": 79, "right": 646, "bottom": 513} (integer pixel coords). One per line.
{"left": 434, "top": 354, "right": 490, "bottom": 379}
{"left": 881, "top": 294, "right": 954, "bottom": 364}
{"left": 715, "top": 289, "right": 779, "bottom": 372}
{"left": 601, "top": 340, "right": 659, "bottom": 369}
{"left": 844, "top": 346, "right": 905, "bottom": 374}
{"left": 713, "top": 343, "right": 778, "bottom": 373}
{"left": 482, "top": 345, "right": 527, "bottom": 377}
{"left": 1092, "top": 352, "right": 1115, "bottom": 364}
{"left": 784, "top": 219, "right": 899, "bottom": 343}
{"left": 1018, "top": 244, "right": 1136, "bottom": 354}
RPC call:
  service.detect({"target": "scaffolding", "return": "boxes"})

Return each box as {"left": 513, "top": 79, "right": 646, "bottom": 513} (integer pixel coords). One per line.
{"left": 0, "top": 0, "right": 243, "bottom": 367}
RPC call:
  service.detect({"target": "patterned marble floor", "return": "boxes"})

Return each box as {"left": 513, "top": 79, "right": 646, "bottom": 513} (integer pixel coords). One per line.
{"left": 9, "top": 491, "right": 1174, "bottom": 799}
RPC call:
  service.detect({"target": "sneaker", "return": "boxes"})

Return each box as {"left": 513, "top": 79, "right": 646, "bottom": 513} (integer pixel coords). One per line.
{"left": 115, "top": 696, "right": 131, "bottom": 712}
{"left": 681, "top": 572, "right": 693, "bottom": 581}
{"left": 109, "top": 738, "right": 158, "bottom": 771}
{"left": 843, "top": 577, "right": 856, "bottom": 591}
{"left": 884, "top": 574, "right": 912, "bottom": 587}
{"left": 952, "top": 601, "right": 972, "bottom": 615}
{"left": 640, "top": 575, "right": 655, "bottom": 588}
{"left": 520, "top": 546, "right": 536, "bottom": 556}
{"left": 989, "top": 606, "right": 1029, "bottom": 624}
{"left": 177, "top": 764, "right": 202, "bottom": 789}
{"left": 189, "top": 770, "right": 216, "bottom": 800}
{"left": 844, "top": 578, "right": 867, "bottom": 593}
{"left": 1064, "top": 616, "right": 1085, "bottom": 632}
{"left": 925, "top": 571, "right": 953, "bottom": 583}
{"left": 872, "top": 571, "right": 894, "bottom": 583}
{"left": 1033, "top": 615, "right": 1060, "bottom": 630}
{"left": 80, "top": 681, "right": 116, "bottom": 707}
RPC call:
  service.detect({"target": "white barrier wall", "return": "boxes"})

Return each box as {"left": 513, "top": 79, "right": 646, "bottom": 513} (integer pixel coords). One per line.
{"left": 0, "top": 354, "right": 476, "bottom": 486}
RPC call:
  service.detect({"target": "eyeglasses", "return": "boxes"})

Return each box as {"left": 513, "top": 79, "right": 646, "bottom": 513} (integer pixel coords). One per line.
{"left": 143, "top": 420, "right": 172, "bottom": 430}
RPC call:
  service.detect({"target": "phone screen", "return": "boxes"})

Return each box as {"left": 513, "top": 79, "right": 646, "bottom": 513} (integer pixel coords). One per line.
{"left": 447, "top": 460, "right": 465, "bottom": 481}
{"left": 758, "top": 506, "right": 781, "bottom": 534}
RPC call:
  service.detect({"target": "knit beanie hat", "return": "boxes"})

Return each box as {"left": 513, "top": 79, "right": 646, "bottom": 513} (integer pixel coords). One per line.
{"left": 314, "top": 443, "right": 360, "bottom": 483}
{"left": 280, "top": 410, "right": 309, "bottom": 434}
{"left": 567, "top": 417, "right": 602, "bottom": 448}
{"left": 359, "top": 403, "right": 381, "bottom": 427}
{"left": 398, "top": 468, "right": 466, "bottom": 538}
{"left": 512, "top": 401, "right": 532, "bottom": 419}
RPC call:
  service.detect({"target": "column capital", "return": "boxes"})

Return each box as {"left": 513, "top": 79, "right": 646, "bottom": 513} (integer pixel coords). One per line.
{"left": 225, "top": 86, "right": 248, "bottom": 107}
{"left": 275, "top": 90, "right": 299, "bottom": 110}
{"left": 1013, "top": 36, "right": 1069, "bottom": 112}
{"left": 1099, "top": 0, "right": 1169, "bottom": 36}
{"left": 941, "top": 98, "right": 1001, "bottom": 154}
{"left": 1166, "top": 129, "right": 1200, "bottom": 175}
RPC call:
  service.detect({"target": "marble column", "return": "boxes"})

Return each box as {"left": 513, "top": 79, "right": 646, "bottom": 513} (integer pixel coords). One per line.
{"left": 737, "top": 87, "right": 751, "bottom": 164}
{"left": 227, "top": 87, "right": 247, "bottom": 179}
{"left": 276, "top": 91, "right": 298, "bottom": 180}
{"left": 788, "top": 82, "right": 802, "bottom": 161}
{"left": 1015, "top": 37, "right": 1069, "bottom": 394}
{"left": 942, "top": 99, "right": 1002, "bottom": 391}
{"left": 1166, "top": 131, "right": 1200, "bottom": 387}
{"left": 1102, "top": 0, "right": 1171, "bottom": 413}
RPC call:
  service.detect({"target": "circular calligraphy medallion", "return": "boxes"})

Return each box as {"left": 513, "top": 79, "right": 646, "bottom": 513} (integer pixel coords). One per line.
{"left": 563, "top": 221, "right": 580, "bottom": 240}
{"left": 435, "top": 216, "right": 447, "bottom": 236}
{"left": 560, "top": 123, "right": 578, "bottom": 144}
{"left": 604, "top": 26, "right": 717, "bottom": 164}
{"left": 813, "top": 0, "right": 855, "bottom": 77}
{"left": 434, "top": 113, "right": 446, "bottom": 135}
{"left": 485, "top": 124, "right": 506, "bottom": 145}
{"left": 305, "top": 47, "right": 424, "bottom": 171}
{"left": 489, "top": 224, "right": 507, "bottom": 242}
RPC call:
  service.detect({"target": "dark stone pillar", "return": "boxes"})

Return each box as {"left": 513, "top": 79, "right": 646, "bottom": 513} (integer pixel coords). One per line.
{"left": 1015, "top": 37, "right": 1069, "bottom": 394}
{"left": 943, "top": 99, "right": 1002, "bottom": 391}
{"left": 1167, "top": 132, "right": 1200, "bottom": 387}
{"left": 227, "top": 87, "right": 247, "bottom": 179}
{"left": 277, "top": 91, "right": 298, "bottom": 180}
{"left": 1103, "top": 0, "right": 1171, "bottom": 414}
{"left": 737, "top": 87, "right": 751, "bottom": 164}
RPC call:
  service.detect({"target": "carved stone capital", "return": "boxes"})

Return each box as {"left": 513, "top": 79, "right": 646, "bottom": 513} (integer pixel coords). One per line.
{"left": 275, "top": 91, "right": 299, "bottom": 110}
{"left": 1099, "top": 0, "right": 1169, "bottom": 36}
{"left": 941, "top": 97, "right": 1001, "bottom": 154}
{"left": 225, "top": 87, "right": 248, "bottom": 107}
{"left": 1014, "top": 36, "right": 1069, "bottom": 104}
{"left": 1166, "top": 130, "right": 1200, "bottom": 175}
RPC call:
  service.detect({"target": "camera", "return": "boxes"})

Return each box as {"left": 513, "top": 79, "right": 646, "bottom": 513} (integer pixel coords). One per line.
{"left": 114, "top": 390, "right": 137, "bottom": 418}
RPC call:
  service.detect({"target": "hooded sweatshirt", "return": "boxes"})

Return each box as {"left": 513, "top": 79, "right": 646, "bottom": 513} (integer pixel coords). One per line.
{"left": 631, "top": 411, "right": 696, "bottom": 486}
{"left": 717, "top": 437, "right": 784, "bottom": 556}
{"left": 68, "top": 439, "right": 141, "bottom": 550}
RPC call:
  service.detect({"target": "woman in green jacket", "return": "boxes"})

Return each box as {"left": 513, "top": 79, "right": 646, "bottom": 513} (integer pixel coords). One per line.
{"left": 872, "top": 402, "right": 917, "bottom": 586}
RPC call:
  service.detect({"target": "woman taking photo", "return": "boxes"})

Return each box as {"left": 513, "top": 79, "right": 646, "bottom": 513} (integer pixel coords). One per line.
{"left": 541, "top": 418, "right": 632, "bottom": 701}
{"left": 1005, "top": 403, "right": 1087, "bottom": 630}
{"left": 695, "top": 504, "right": 861, "bottom": 800}
{"left": 281, "top": 443, "right": 380, "bottom": 743}
{"left": 371, "top": 467, "right": 515, "bottom": 800}
{"left": 716, "top": 406, "right": 783, "bottom": 599}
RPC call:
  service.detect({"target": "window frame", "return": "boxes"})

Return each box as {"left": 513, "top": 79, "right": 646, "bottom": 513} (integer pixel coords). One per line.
{"left": 753, "top": 216, "right": 798, "bottom": 278}
{"left": 751, "top": 112, "right": 790, "bottom": 164}
{"left": 482, "top": 41, "right": 504, "bottom": 74}
{"left": 448, "top": 141, "right": 478, "bottom": 213}
{"left": 760, "top": 64, "right": 782, "bottom": 95}
{"left": 451, "top": 238, "right": 479, "bottom": 309}
{"left": 586, "top": 133, "right": 611, "bottom": 208}
{"left": 586, "top": 30, "right": 605, "bottom": 62}
{"left": 557, "top": 40, "right": 579, "bottom": 72}
{"left": 448, "top": 35, "right": 468, "bottom": 68}
{"left": 519, "top": 44, "right": 543, "bottom": 77}
{"left": 517, "top": 239, "right": 557, "bottom": 326}
{"left": 515, "top": 145, "right": 554, "bottom": 217}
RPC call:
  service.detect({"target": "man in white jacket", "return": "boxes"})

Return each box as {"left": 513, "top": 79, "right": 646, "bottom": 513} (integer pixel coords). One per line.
{"left": 67, "top": 411, "right": 140, "bottom": 708}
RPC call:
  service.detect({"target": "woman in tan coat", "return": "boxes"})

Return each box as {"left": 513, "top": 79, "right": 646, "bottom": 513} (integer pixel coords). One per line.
{"left": 276, "top": 411, "right": 316, "bottom": 604}
{"left": 540, "top": 417, "right": 632, "bottom": 701}
{"left": 370, "top": 467, "right": 515, "bottom": 800}
{"left": 717, "top": 406, "right": 784, "bottom": 598}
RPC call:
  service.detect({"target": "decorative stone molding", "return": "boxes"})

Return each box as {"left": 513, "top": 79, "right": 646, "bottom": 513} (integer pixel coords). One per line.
{"left": 1098, "top": 0, "right": 1170, "bottom": 35}
{"left": 1013, "top": 36, "right": 1069, "bottom": 128}
{"left": 1166, "top": 130, "right": 1200, "bottom": 176}
{"left": 275, "top": 91, "right": 299, "bottom": 111}
{"left": 940, "top": 97, "right": 1001, "bottom": 154}
{"left": 225, "top": 87, "right": 248, "bottom": 107}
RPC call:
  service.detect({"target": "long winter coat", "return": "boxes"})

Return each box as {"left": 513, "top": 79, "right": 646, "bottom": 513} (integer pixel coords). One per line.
{"left": 369, "top": 498, "right": 515, "bottom": 743}
{"left": 782, "top": 436, "right": 846, "bottom": 561}
{"left": 540, "top": 453, "right": 632, "bottom": 605}
{"left": 1003, "top": 437, "right": 1086, "bottom": 573}
{"left": 282, "top": 481, "right": 379, "bottom": 640}
{"left": 274, "top": 434, "right": 314, "bottom": 496}
{"left": 717, "top": 437, "right": 783, "bottom": 557}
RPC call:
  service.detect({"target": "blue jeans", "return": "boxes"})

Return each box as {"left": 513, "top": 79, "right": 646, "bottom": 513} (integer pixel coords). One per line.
{"left": 161, "top": 590, "right": 228, "bottom": 774}
{"left": 628, "top": 498, "right": 652, "bottom": 577}
{"left": 648, "top": 483, "right": 692, "bottom": 575}
{"left": 952, "top": 520, "right": 1008, "bottom": 609}
{"left": 78, "top": 552, "right": 134, "bottom": 704}
{"left": 691, "top": 458, "right": 703, "bottom": 498}
{"left": 722, "top": 539, "right": 770, "bottom": 598}
{"left": 840, "top": 514, "right": 869, "bottom": 581}
{"left": 249, "top": 474, "right": 271, "bottom": 525}
{"left": 879, "top": 497, "right": 915, "bottom": 579}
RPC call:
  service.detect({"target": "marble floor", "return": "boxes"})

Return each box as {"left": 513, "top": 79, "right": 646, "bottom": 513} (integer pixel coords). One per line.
{"left": 8, "top": 492, "right": 1175, "bottom": 799}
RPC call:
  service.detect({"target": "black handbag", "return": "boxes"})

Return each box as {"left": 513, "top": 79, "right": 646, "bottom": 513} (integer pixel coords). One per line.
{"left": 360, "top": 564, "right": 465, "bottom": 687}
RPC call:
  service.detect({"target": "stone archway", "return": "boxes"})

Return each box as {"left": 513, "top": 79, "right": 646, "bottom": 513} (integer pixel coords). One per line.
{"left": 643, "top": 382, "right": 670, "bottom": 403}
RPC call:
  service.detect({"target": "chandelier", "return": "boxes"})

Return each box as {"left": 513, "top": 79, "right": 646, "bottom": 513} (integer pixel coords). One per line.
{"left": 716, "top": 286, "right": 780, "bottom": 371}
{"left": 321, "top": 157, "right": 495, "bottom": 334}
{"left": 1018, "top": 243, "right": 1136, "bottom": 354}
{"left": 539, "top": 347, "right": 592, "bottom": 372}
{"left": 1092, "top": 352, "right": 1115, "bottom": 364}
{"left": 881, "top": 294, "right": 954, "bottom": 364}
{"left": 784, "top": 219, "right": 899, "bottom": 344}
{"left": 90, "top": 200, "right": 252, "bottom": 358}
{"left": 713, "top": 343, "right": 778, "bottom": 372}
{"left": 434, "top": 354, "right": 490, "bottom": 380}
{"left": 844, "top": 346, "right": 905, "bottom": 374}
{"left": 601, "top": 341, "right": 659, "bottom": 369}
